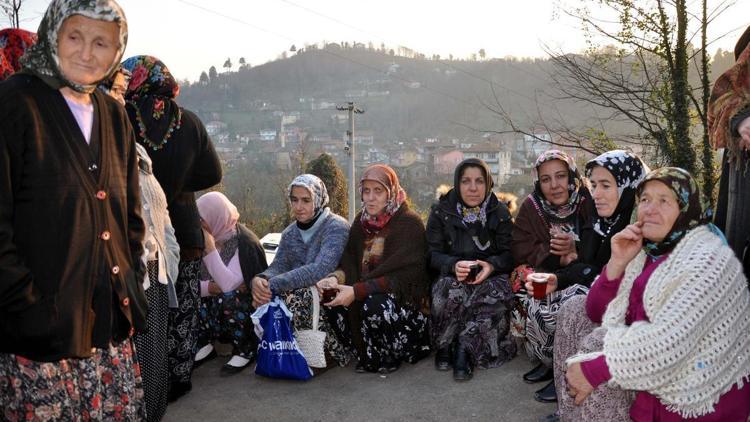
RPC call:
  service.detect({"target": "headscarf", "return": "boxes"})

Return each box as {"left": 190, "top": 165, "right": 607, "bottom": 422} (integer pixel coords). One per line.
{"left": 636, "top": 167, "right": 709, "bottom": 257}
{"left": 708, "top": 31, "right": 750, "bottom": 158}
{"left": 196, "top": 191, "right": 240, "bottom": 243}
{"left": 20, "top": 0, "right": 128, "bottom": 93}
{"left": 121, "top": 55, "right": 182, "bottom": 151}
{"left": 0, "top": 28, "right": 36, "bottom": 81}
{"left": 531, "top": 149, "right": 585, "bottom": 221}
{"left": 734, "top": 26, "right": 750, "bottom": 61}
{"left": 359, "top": 164, "right": 406, "bottom": 235}
{"left": 585, "top": 150, "right": 650, "bottom": 239}
{"left": 453, "top": 158, "right": 494, "bottom": 227}
{"left": 288, "top": 173, "right": 330, "bottom": 217}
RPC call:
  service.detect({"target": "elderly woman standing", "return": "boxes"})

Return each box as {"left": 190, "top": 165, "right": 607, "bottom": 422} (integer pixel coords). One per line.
{"left": 512, "top": 149, "right": 592, "bottom": 403}
{"left": 562, "top": 168, "right": 750, "bottom": 421}
{"left": 252, "top": 174, "right": 351, "bottom": 370}
{"left": 194, "top": 192, "right": 267, "bottom": 375}
{"left": 0, "top": 1, "right": 148, "bottom": 419}
{"left": 427, "top": 158, "right": 516, "bottom": 381}
{"left": 122, "top": 55, "right": 222, "bottom": 401}
{"left": 319, "top": 164, "right": 430, "bottom": 374}
{"left": 0, "top": 28, "right": 36, "bottom": 81}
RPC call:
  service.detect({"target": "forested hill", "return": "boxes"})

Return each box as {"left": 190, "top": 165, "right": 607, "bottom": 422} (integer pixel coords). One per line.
{"left": 179, "top": 43, "right": 736, "bottom": 142}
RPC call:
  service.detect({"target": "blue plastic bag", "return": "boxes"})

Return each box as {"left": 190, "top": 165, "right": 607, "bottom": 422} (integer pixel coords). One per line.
{"left": 251, "top": 297, "right": 312, "bottom": 380}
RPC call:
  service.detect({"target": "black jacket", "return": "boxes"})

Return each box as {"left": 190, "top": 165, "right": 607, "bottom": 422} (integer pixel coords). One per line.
{"left": 426, "top": 190, "right": 514, "bottom": 278}
{"left": 0, "top": 75, "right": 146, "bottom": 361}
{"left": 237, "top": 224, "right": 269, "bottom": 290}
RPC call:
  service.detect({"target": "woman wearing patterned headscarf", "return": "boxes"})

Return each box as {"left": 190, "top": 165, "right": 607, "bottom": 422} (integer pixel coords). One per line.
{"left": 122, "top": 55, "right": 222, "bottom": 401}
{"left": 0, "top": 0, "right": 148, "bottom": 418}
{"left": 511, "top": 149, "right": 593, "bottom": 403}
{"left": 561, "top": 167, "right": 750, "bottom": 421}
{"left": 426, "top": 158, "right": 516, "bottom": 381}
{"left": 0, "top": 28, "right": 36, "bottom": 81}
{"left": 252, "top": 174, "right": 351, "bottom": 371}
{"left": 193, "top": 192, "right": 267, "bottom": 377}
{"left": 317, "top": 164, "right": 430, "bottom": 374}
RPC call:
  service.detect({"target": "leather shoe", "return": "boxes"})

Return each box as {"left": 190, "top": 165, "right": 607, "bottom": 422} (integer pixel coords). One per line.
{"left": 523, "top": 363, "right": 553, "bottom": 384}
{"left": 534, "top": 380, "right": 558, "bottom": 403}
{"left": 434, "top": 346, "right": 452, "bottom": 371}
{"left": 453, "top": 345, "right": 473, "bottom": 381}
{"left": 193, "top": 348, "right": 217, "bottom": 369}
{"left": 378, "top": 357, "right": 400, "bottom": 374}
{"left": 220, "top": 354, "right": 254, "bottom": 377}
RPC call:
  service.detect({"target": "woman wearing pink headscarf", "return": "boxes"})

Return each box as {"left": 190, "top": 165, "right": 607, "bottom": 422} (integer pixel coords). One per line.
{"left": 193, "top": 192, "right": 268, "bottom": 375}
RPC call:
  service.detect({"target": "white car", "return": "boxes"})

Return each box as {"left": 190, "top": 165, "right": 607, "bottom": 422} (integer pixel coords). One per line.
{"left": 259, "top": 232, "right": 282, "bottom": 264}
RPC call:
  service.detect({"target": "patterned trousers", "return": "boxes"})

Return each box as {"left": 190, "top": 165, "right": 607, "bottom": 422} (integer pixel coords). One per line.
{"left": 198, "top": 288, "right": 257, "bottom": 358}
{"left": 167, "top": 259, "right": 201, "bottom": 386}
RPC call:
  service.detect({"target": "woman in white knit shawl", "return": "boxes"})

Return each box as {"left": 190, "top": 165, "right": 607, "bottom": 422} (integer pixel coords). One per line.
{"left": 563, "top": 167, "right": 750, "bottom": 421}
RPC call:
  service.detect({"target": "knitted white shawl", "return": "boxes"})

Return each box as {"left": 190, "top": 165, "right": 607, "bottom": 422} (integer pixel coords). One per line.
{"left": 567, "top": 225, "right": 750, "bottom": 417}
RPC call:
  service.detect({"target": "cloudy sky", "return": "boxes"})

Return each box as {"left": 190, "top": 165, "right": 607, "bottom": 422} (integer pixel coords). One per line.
{"left": 12, "top": 0, "right": 750, "bottom": 81}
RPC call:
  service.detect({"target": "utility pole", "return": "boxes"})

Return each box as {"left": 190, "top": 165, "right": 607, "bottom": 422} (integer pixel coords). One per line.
{"left": 336, "top": 102, "right": 364, "bottom": 222}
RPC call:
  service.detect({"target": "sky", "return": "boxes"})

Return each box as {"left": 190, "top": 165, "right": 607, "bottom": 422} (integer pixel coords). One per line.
{"left": 11, "top": 0, "right": 750, "bottom": 82}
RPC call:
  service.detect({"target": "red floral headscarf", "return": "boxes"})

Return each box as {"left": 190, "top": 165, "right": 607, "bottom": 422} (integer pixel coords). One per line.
{"left": 0, "top": 28, "right": 37, "bottom": 81}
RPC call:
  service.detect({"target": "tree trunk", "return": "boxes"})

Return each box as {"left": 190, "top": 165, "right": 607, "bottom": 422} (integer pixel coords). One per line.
{"left": 670, "top": 0, "right": 695, "bottom": 173}
{"left": 700, "top": 0, "right": 715, "bottom": 207}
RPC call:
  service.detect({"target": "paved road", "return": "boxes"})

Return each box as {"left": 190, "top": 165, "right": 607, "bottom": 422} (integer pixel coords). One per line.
{"left": 163, "top": 346, "right": 556, "bottom": 422}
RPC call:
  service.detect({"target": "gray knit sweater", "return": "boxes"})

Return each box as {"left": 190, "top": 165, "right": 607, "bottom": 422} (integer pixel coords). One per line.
{"left": 260, "top": 211, "right": 350, "bottom": 293}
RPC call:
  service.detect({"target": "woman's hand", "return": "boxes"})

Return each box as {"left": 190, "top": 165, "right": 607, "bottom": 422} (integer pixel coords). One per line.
{"left": 467, "top": 260, "right": 494, "bottom": 285}
{"left": 315, "top": 276, "right": 338, "bottom": 296}
{"left": 454, "top": 260, "right": 476, "bottom": 282}
{"left": 202, "top": 227, "right": 216, "bottom": 254}
{"left": 550, "top": 232, "right": 576, "bottom": 257}
{"left": 207, "top": 282, "right": 222, "bottom": 296}
{"left": 607, "top": 222, "right": 644, "bottom": 279}
{"left": 560, "top": 251, "right": 578, "bottom": 266}
{"left": 251, "top": 276, "right": 272, "bottom": 307}
{"left": 524, "top": 273, "right": 558, "bottom": 296}
{"left": 325, "top": 284, "right": 354, "bottom": 307}
{"left": 565, "top": 362, "right": 595, "bottom": 405}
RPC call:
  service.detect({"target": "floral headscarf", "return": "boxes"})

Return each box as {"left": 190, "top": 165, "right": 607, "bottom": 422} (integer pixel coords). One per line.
{"left": 531, "top": 149, "right": 585, "bottom": 221}
{"left": 636, "top": 167, "right": 709, "bottom": 257}
{"left": 20, "top": 0, "right": 128, "bottom": 93}
{"left": 585, "top": 150, "right": 650, "bottom": 239}
{"left": 454, "top": 158, "right": 494, "bottom": 227}
{"left": 121, "top": 55, "right": 182, "bottom": 151}
{"left": 288, "top": 174, "right": 330, "bottom": 217}
{"left": 359, "top": 164, "right": 406, "bottom": 235}
{"left": 0, "top": 28, "right": 37, "bottom": 81}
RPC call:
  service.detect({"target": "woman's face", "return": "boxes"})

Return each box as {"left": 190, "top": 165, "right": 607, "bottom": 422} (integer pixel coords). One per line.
{"left": 57, "top": 15, "right": 119, "bottom": 86}
{"left": 290, "top": 186, "right": 315, "bottom": 224}
{"left": 589, "top": 166, "right": 619, "bottom": 218}
{"left": 459, "top": 166, "right": 487, "bottom": 208}
{"left": 636, "top": 180, "right": 681, "bottom": 243}
{"left": 362, "top": 180, "right": 389, "bottom": 216}
{"left": 538, "top": 159, "right": 570, "bottom": 206}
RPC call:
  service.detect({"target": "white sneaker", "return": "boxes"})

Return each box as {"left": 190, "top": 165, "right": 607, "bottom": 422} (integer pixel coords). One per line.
{"left": 194, "top": 344, "right": 215, "bottom": 362}
{"left": 225, "top": 355, "right": 250, "bottom": 368}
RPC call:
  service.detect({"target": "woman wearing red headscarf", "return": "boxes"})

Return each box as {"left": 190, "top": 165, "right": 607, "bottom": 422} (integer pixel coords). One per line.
{"left": 0, "top": 28, "right": 36, "bottom": 81}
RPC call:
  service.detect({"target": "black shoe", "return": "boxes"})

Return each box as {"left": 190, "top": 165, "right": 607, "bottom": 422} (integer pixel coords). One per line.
{"left": 167, "top": 381, "right": 192, "bottom": 403}
{"left": 193, "top": 348, "right": 217, "bottom": 369}
{"left": 355, "top": 360, "right": 370, "bottom": 373}
{"left": 434, "top": 346, "right": 452, "bottom": 371}
{"left": 539, "top": 412, "right": 560, "bottom": 422}
{"left": 453, "top": 345, "right": 473, "bottom": 381}
{"left": 219, "top": 354, "right": 254, "bottom": 377}
{"left": 523, "top": 363, "right": 553, "bottom": 384}
{"left": 534, "top": 380, "right": 558, "bottom": 403}
{"left": 378, "top": 357, "right": 400, "bottom": 374}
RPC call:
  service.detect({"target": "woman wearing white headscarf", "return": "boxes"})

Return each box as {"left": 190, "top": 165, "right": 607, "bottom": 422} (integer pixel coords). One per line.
{"left": 0, "top": 0, "right": 147, "bottom": 418}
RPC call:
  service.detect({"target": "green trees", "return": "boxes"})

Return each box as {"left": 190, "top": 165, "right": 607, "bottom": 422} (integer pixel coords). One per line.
{"left": 305, "top": 153, "right": 349, "bottom": 218}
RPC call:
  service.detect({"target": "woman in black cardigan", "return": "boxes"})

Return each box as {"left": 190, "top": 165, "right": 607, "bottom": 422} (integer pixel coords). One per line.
{"left": 122, "top": 55, "right": 222, "bottom": 401}
{"left": 427, "top": 158, "right": 516, "bottom": 381}
{"left": 0, "top": 0, "right": 148, "bottom": 418}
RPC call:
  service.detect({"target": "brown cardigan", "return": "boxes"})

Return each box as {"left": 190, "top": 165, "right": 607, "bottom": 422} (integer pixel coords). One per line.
{"left": 511, "top": 195, "right": 592, "bottom": 271}
{"left": 334, "top": 203, "right": 428, "bottom": 306}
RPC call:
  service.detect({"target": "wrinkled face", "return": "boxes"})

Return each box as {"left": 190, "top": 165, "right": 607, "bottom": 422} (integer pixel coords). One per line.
{"left": 57, "top": 15, "right": 119, "bottom": 86}
{"left": 107, "top": 72, "right": 128, "bottom": 106}
{"left": 589, "top": 166, "right": 619, "bottom": 218}
{"left": 362, "top": 180, "right": 389, "bottom": 216}
{"left": 538, "top": 159, "right": 570, "bottom": 206}
{"left": 459, "top": 166, "right": 486, "bottom": 208}
{"left": 636, "top": 180, "right": 681, "bottom": 243}
{"left": 290, "top": 186, "right": 315, "bottom": 224}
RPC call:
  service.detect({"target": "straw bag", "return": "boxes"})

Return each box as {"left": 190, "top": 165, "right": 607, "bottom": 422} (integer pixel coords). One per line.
{"left": 295, "top": 287, "right": 327, "bottom": 368}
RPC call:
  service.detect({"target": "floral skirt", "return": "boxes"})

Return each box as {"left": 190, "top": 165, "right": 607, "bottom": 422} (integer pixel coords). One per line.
{"left": 167, "top": 259, "right": 201, "bottom": 386}
{"left": 279, "top": 287, "right": 352, "bottom": 367}
{"left": 198, "top": 288, "right": 256, "bottom": 358}
{"left": 0, "top": 341, "right": 145, "bottom": 421}
{"left": 525, "top": 284, "right": 589, "bottom": 367}
{"left": 430, "top": 274, "right": 516, "bottom": 368}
